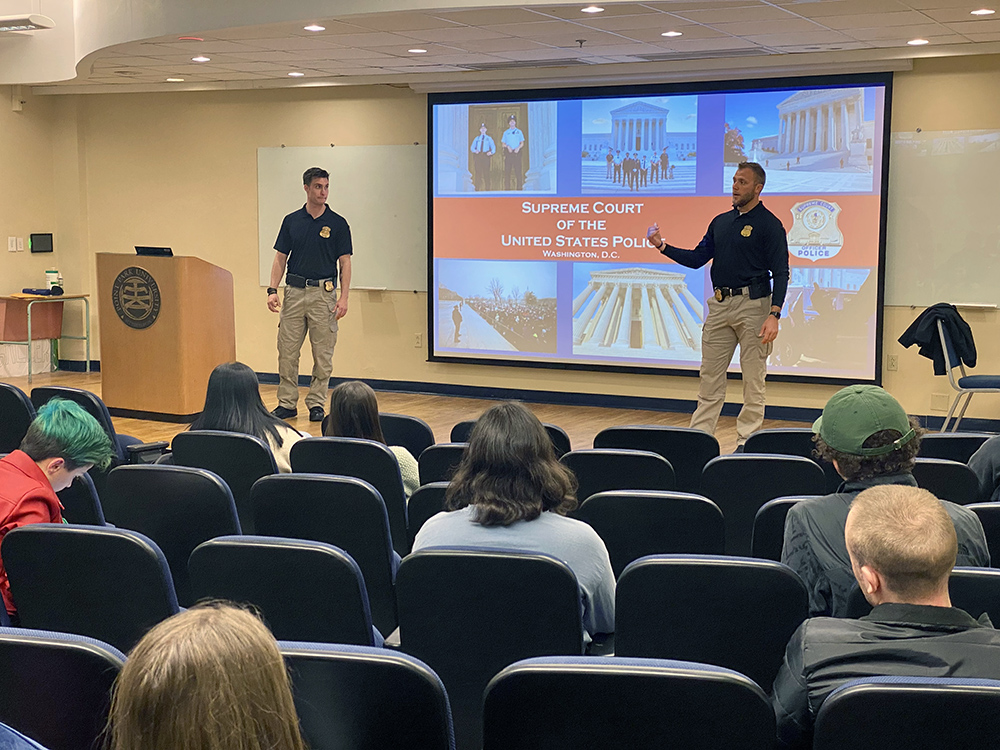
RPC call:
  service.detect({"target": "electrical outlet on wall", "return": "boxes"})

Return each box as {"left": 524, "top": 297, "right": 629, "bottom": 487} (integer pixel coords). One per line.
{"left": 414, "top": 333, "right": 422, "bottom": 348}
{"left": 7, "top": 237, "right": 17, "bottom": 252}
{"left": 887, "top": 354, "right": 898, "bottom": 371}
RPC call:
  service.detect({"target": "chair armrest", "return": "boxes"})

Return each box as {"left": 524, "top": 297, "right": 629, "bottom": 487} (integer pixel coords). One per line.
{"left": 384, "top": 626, "right": 402, "bottom": 650}
{"left": 124, "top": 441, "right": 169, "bottom": 464}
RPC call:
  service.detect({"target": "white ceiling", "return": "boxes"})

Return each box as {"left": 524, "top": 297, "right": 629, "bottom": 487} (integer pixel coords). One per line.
{"left": 21, "top": 0, "right": 1000, "bottom": 93}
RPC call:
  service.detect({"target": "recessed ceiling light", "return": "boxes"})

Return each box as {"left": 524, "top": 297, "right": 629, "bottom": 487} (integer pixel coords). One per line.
{"left": 582, "top": 5, "right": 604, "bottom": 13}
{"left": 408, "top": 48, "right": 428, "bottom": 53}
{"left": 166, "top": 77, "right": 184, "bottom": 82}
{"left": 907, "top": 38, "right": 929, "bottom": 45}
{"left": 971, "top": 8, "right": 996, "bottom": 14}
{"left": 661, "top": 30, "right": 683, "bottom": 37}
{"left": 191, "top": 55, "right": 211, "bottom": 62}
{"left": 303, "top": 24, "right": 325, "bottom": 31}
{"left": 288, "top": 71, "right": 305, "bottom": 77}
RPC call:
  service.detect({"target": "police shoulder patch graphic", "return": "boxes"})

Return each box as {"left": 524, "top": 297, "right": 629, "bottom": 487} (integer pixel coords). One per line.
{"left": 112, "top": 266, "right": 161, "bottom": 330}
{"left": 787, "top": 200, "right": 844, "bottom": 261}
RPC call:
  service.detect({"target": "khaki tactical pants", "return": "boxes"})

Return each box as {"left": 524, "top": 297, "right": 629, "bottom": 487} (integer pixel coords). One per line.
{"left": 276, "top": 285, "right": 339, "bottom": 411}
{"left": 690, "top": 293, "right": 772, "bottom": 442}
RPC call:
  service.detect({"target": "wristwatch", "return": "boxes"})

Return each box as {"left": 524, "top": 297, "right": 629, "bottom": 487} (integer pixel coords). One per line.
{"left": 769, "top": 310, "right": 781, "bottom": 319}
{"left": 267, "top": 287, "right": 278, "bottom": 295}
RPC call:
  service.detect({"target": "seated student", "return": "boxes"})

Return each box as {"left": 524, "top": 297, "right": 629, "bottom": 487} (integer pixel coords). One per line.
{"left": 412, "top": 401, "right": 615, "bottom": 637}
{"left": 0, "top": 399, "right": 115, "bottom": 624}
{"left": 772, "top": 485, "right": 1000, "bottom": 749}
{"left": 324, "top": 381, "right": 419, "bottom": 499}
{"left": 108, "top": 601, "right": 305, "bottom": 750}
{"left": 189, "top": 362, "right": 304, "bottom": 472}
{"left": 969, "top": 434, "right": 1000, "bottom": 503}
{"left": 782, "top": 385, "right": 989, "bottom": 617}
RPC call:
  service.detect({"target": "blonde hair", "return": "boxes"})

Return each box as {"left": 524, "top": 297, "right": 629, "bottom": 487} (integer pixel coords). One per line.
{"left": 846, "top": 485, "right": 958, "bottom": 600}
{"left": 108, "top": 602, "right": 305, "bottom": 750}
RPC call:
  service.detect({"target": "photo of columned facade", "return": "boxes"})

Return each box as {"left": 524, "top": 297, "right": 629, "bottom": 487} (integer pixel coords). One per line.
{"left": 572, "top": 266, "right": 703, "bottom": 360}
{"left": 774, "top": 88, "right": 873, "bottom": 170}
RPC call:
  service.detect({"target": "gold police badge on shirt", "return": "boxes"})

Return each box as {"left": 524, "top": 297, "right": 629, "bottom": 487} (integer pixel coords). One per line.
{"left": 319, "top": 226, "right": 331, "bottom": 238}
{"left": 741, "top": 225, "right": 752, "bottom": 237}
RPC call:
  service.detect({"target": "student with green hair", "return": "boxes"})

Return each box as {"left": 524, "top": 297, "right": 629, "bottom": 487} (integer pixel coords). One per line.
{"left": 0, "top": 398, "right": 115, "bottom": 622}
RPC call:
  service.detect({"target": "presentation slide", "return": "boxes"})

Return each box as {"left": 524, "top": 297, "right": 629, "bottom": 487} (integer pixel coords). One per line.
{"left": 430, "top": 76, "right": 888, "bottom": 382}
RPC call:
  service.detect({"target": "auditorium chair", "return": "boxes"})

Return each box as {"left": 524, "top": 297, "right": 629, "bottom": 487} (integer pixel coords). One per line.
{"left": 379, "top": 412, "right": 436, "bottom": 458}
{"left": 918, "top": 431, "right": 994, "bottom": 464}
{"left": 0, "top": 383, "right": 34, "bottom": 453}
{"left": 406, "top": 481, "right": 450, "bottom": 548}
{"left": 189, "top": 536, "right": 381, "bottom": 646}
{"left": 252, "top": 474, "right": 399, "bottom": 636}
{"left": 418, "top": 442, "right": 467, "bottom": 485}
{"left": 0, "top": 627, "right": 125, "bottom": 750}
{"left": 396, "top": 548, "right": 584, "bottom": 750}
{"left": 593, "top": 425, "right": 720, "bottom": 493}
{"left": 170, "top": 430, "right": 278, "bottom": 534}
{"left": 2, "top": 524, "right": 179, "bottom": 653}
{"left": 616, "top": 554, "right": 808, "bottom": 692}
{"left": 846, "top": 567, "right": 1000, "bottom": 623}
{"left": 560, "top": 449, "right": 675, "bottom": 506}
{"left": 912, "top": 457, "right": 981, "bottom": 505}
{"left": 743, "top": 426, "right": 842, "bottom": 493}
{"left": 966, "top": 503, "right": 1000, "bottom": 563}
{"left": 701, "top": 454, "right": 826, "bottom": 556}
{"left": 451, "top": 419, "right": 572, "bottom": 457}
{"left": 483, "top": 656, "right": 775, "bottom": 750}
{"left": 574, "top": 490, "right": 724, "bottom": 576}
{"left": 291, "top": 437, "right": 410, "bottom": 555}
{"left": 102, "top": 464, "right": 241, "bottom": 607}
{"left": 751, "top": 496, "right": 820, "bottom": 562}
{"left": 281, "top": 643, "right": 454, "bottom": 750}
{"left": 56, "top": 472, "right": 106, "bottom": 526}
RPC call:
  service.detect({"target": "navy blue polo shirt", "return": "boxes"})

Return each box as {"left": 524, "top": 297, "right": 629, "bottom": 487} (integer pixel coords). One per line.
{"left": 274, "top": 204, "right": 353, "bottom": 284}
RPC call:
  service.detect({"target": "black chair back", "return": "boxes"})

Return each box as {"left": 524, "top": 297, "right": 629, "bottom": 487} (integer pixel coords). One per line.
{"left": 918, "top": 432, "right": 994, "bottom": 463}
{"left": 407, "top": 482, "right": 450, "bottom": 549}
{"left": 252, "top": 474, "right": 398, "bottom": 635}
{"left": 701, "top": 454, "right": 826, "bottom": 556}
{"left": 281, "top": 643, "right": 454, "bottom": 750}
{"left": 418, "top": 443, "right": 466, "bottom": 485}
{"left": 814, "top": 676, "right": 1000, "bottom": 750}
{"left": 30, "top": 386, "right": 122, "bottom": 461}
{"left": 616, "top": 554, "right": 808, "bottom": 693}
{"left": 575, "top": 491, "right": 724, "bottom": 577}
{"left": 484, "top": 656, "right": 775, "bottom": 750}
{"left": 0, "top": 628, "right": 126, "bottom": 750}
{"left": 291, "top": 437, "right": 409, "bottom": 556}
{"left": 967, "top": 503, "right": 1000, "bottom": 563}
{"left": 170, "top": 430, "right": 278, "bottom": 534}
{"left": 848, "top": 567, "right": 1000, "bottom": 623}
{"left": 743, "top": 427, "right": 842, "bottom": 493}
{"left": 102, "top": 465, "right": 240, "bottom": 607}
{"left": 2, "top": 524, "right": 179, "bottom": 652}
{"left": 449, "top": 419, "right": 476, "bottom": 443}
{"left": 396, "top": 549, "right": 584, "bottom": 750}
{"left": 912, "top": 457, "right": 981, "bottom": 505}
{"left": 57, "top": 473, "right": 106, "bottom": 526}
{"left": 189, "top": 535, "right": 377, "bottom": 645}
{"left": 751, "top": 496, "right": 818, "bottom": 562}
{"left": 594, "top": 425, "right": 720, "bottom": 493}
{"left": 451, "top": 420, "right": 570, "bottom": 457}
{"left": 379, "top": 412, "right": 435, "bottom": 458}
{"left": 560, "top": 449, "right": 675, "bottom": 505}
{"left": 0, "top": 383, "right": 34, "bottom": 454}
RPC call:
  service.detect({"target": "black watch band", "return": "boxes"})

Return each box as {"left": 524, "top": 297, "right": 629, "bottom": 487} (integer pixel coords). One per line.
{"left": 267, "top": 287, "right": 278, "bottom": 295}
{"left": 769, "top": 310, "right": 781, "bottom": 319}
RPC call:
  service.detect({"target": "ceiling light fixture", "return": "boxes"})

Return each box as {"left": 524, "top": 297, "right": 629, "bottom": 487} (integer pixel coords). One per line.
{"left": 661, "top": 30, "right": 683, "bottom": 37}
{"left": 288, "top": 71, "right": 305, "bottom": 77}
{"left": 971, "top": 8, "right": 995, "bottom": 14}
{"left": 0, "top": 13, "right": 54, "bottom": 32}
{"left": 408, "top": 48, "right": 428, "bottom": 53}
{"left": 166, "top": 77, "right": 185, "bottom": 82}
{"left": 907, "top": 38, "right": 929, "bottom": 45}
{"left": 581, "top": 5, "right": 604, "bottom": 13}
{"left": 303, "top": 24, "right": 325, "bottom": 31}
{"left": 192, "top": 55, "right": 211, "bottom": 62}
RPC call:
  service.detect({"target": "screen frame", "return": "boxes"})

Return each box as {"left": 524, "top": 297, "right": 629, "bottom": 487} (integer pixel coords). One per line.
{"left": 426, "top": 71, "right": 892, "bottom": 387}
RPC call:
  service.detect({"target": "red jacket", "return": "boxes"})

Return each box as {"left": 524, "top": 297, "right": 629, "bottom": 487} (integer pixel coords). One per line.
{"left": 0, "top": 450, "right": 63, "bottom": 616}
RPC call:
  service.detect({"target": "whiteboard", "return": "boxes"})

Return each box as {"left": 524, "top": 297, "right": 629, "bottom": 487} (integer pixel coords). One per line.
{"left": 258, "top": 145, "right": 427, "bottom": 291}
{"left": 885, "top": 129, "right": 1000, "bottom": 307}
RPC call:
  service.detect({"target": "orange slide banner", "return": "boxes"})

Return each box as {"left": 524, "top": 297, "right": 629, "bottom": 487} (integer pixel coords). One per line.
{"left": 433, "top": 194, "right": 881, "bottom": 268}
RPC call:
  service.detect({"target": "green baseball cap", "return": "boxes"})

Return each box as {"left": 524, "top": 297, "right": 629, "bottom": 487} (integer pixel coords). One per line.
{"left": 812, "top": 385, "right": 916, "bottom": 457}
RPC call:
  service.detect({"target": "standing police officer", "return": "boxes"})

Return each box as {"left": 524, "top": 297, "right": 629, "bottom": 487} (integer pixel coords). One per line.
{"left": 267, "top": 167, "right": 353, "bottom": 422}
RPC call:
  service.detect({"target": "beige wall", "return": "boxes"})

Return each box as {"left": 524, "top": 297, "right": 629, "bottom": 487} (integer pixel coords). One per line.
{"left": 5, "top": 56, "right": 1000, "bottom": 421}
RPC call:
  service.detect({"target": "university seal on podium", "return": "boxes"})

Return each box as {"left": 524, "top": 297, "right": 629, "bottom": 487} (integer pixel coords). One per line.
{"left": 112, "top": 266, "right": 161, "bottom": 330}
{"left": 787, "top": 200, "right": 843, "bottom": 261}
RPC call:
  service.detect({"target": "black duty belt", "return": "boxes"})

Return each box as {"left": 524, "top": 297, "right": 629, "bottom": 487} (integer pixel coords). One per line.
{"left": 714, "top": 285, "right": 750, "bottom": 302}
{"left": 286, "top": 273, "right": 334, "bottom": 289}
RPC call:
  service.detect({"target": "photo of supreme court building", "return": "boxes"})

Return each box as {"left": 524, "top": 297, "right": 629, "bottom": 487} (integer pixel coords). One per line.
{"left": 572, "top": 264, "right": 705, "bottom": 361}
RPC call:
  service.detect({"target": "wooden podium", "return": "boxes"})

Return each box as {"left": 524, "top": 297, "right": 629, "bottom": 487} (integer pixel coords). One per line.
{"left": 96, "top": 254, "right": 235, "bottom": 420}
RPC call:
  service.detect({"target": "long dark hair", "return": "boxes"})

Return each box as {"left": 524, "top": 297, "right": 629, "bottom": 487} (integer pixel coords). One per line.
{"left": 324, "top": 381, "right": 386, "bottom": 444}
{"left": 190, "top": 362, "right": 286, "bottom": 446}
{"left": 445, "top": 401, "right": 577, "bottom": 526}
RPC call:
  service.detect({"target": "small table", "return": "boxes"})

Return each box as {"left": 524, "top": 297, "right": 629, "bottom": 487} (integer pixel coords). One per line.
{"left": 0, "top": 294, "right": 91, "bottom": 383}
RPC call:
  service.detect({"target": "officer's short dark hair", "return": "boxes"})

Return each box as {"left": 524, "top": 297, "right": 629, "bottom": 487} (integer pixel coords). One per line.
{"left": 737, "top": 161, "right": 766, "bottom": 186}
{"left": 302, "top": 167, "right": 329, "bottom": 186}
